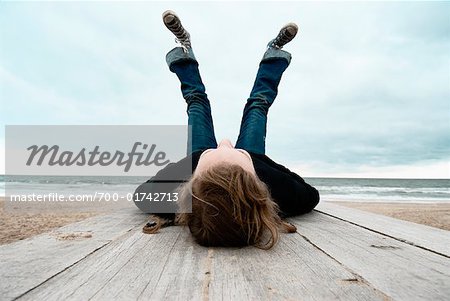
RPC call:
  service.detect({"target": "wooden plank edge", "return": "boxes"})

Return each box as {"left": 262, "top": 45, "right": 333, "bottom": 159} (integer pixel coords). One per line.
{"left": 314, "top": 202, "right": 450, "bottom": 258}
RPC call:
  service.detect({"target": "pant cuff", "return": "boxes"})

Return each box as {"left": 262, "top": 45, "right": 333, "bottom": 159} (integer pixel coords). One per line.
{"left": 262, "top": 47, "right": 292, "bottom": 65}
{"left": 166, "top": 47, "right": 197, "bottom": 67}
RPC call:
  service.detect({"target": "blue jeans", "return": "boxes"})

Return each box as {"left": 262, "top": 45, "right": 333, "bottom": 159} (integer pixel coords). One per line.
{"left": 167, "top": 47, "right": 291, "bottom": 155}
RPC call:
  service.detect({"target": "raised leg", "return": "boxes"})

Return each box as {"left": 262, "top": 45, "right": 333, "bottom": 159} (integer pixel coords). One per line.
{"left": 235, "top": 48, "right": 291, "bottom": 154}
{"left": 166, "top": 47, "right": 218, "bottom": 155}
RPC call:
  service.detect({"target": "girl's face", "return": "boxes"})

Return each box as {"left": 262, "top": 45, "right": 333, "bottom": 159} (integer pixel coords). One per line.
{"left": 195, "top": 139, "right": 256, "bottom": 175}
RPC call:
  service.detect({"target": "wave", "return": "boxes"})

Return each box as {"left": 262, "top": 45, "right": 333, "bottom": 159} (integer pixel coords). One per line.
{"left": 1, "top": 176, "right": 449, "bottom": 202}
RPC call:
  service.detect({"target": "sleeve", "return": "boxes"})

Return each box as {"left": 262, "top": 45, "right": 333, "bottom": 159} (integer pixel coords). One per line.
{"left": 133, "top": 152, "right": 201, "bottom": 220}
{"left": 133, "top": 162, "right": 184, "bottom": 220}
{"left": 253, "top": 155, "right": 320, "bottom": 217}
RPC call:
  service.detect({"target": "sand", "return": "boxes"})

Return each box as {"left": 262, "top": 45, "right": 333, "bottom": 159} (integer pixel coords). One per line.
{"left": 0, "top": 198, "right": 103, "bottom": 245}
{"left": 1, "top": 197, "right": 449, "bottom": 245}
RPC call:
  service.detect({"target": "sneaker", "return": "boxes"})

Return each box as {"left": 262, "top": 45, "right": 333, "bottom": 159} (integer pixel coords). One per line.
{"left": 162, "top": 10, "right": 191, "bottom": 52}
{"left": 268, "top": 22, "right": 298, "bottom": 49}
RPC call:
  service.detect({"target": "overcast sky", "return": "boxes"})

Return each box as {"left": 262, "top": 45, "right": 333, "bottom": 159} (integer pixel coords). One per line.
{"left": 1, "top": 1, "right": 449, "bottom": 178}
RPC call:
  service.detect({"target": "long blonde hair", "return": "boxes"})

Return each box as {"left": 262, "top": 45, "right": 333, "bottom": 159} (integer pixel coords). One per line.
{"left": 175, "top": 163, "right": 296, "bottom": 249}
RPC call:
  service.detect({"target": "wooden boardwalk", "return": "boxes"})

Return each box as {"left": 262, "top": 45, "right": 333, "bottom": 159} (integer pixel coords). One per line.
{"left": 1, "top": 202, "right": 449, "bottom": 301}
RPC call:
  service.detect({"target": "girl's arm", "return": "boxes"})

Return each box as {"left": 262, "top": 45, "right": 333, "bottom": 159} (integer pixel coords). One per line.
{"left": 250, "top": 153, "right": 320, "bottom": 217}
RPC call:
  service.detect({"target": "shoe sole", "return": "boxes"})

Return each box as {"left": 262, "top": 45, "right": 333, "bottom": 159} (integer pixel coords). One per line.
{"left": 162, "top": 10, "right": 181, "bottom": 29}
{"left": 282, "top": 22, "right": 299, "bottom": 39}
{"left": 162, "top": 10, "right": 191, "bottom": 51}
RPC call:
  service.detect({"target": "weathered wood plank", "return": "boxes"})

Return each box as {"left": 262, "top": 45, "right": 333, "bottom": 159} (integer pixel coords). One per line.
{"left": 18, "top": 224, "right": 388, "bottom": 300}
{"left": 0, "top": 207, "right": 147, "bottom": 300}
{"left": 207, "top": 234, "right": 389, "bottom": 301}
{"left": 134, "top": 230, "right": 209, "bottom": 301}
{"left": 290, "top": 210, "right": 450, "bottom": 301}
{"left": 316, "top": 202, "right": 450, "bottom": 256}
{"left": 7, "top": 205, "right": 447, "bottom": 301}
{"left": 17, "top": 227, "right": 208, "bottom": 301}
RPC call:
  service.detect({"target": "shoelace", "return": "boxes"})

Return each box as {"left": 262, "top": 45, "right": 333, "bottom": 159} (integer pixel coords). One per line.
{"left": 175, "top": 37, "right": 191, "bottom": 53}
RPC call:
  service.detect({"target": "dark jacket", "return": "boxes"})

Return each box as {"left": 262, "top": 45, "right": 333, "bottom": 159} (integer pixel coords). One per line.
{"left": 134, "top": 150, "right": 320, "bottom": 218}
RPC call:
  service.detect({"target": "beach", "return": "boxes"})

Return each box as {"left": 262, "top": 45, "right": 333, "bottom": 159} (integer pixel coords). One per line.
{"left": 1, "top": 196, "right": 449, "bottom": 245}
{"left": 0, "top": 198, "right": 100, "bottom": 245}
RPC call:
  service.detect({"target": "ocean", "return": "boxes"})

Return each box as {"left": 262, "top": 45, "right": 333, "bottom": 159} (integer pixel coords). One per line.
{"left": 306, "top": 177, "right": 450, "bottom": 203}
{"left": 1, "top": 175, "right": 449, "bottom": 203}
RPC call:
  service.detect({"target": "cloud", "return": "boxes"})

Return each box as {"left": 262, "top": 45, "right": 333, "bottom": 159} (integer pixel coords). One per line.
{"left": 0, "top": 1, "right": 449, "bottom": 177}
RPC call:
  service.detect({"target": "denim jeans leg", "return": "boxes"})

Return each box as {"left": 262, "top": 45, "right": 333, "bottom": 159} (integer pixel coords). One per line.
{"left": 166, "top": 47, "right": 218, "bottom": 155}
{"left": 235, "top": 48, "right": 291, "bottom": 154}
